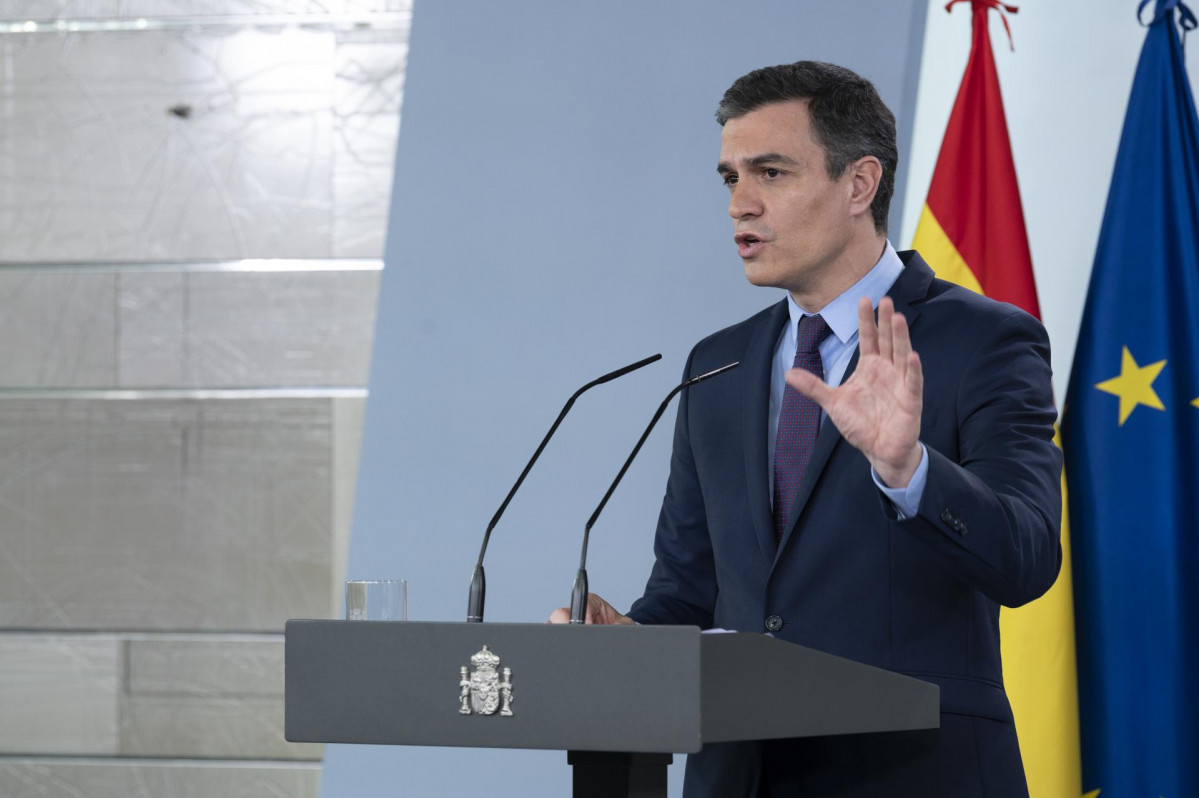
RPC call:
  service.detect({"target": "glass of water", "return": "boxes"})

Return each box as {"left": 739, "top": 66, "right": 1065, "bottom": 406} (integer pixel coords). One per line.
{"left": 345, "top": 579, "right": 407, "bottom": 621}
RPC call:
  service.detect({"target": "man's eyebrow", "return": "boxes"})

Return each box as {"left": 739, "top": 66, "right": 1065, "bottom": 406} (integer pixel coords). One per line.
{"left": 747, "top": 153, "right": 801, "bottom": 167}
{"left": 716, "top": 153, "right": 802, "bottom": 174}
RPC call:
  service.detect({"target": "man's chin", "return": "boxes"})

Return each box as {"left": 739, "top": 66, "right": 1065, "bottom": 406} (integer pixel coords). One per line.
{"left": 743, "top": 262, "right": 784, "bottom": 289}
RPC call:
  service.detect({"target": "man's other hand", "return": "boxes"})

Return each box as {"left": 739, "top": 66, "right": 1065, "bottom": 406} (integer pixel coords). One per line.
{"left": 548, "top": 593, "right": 634, "bottom": 625}
{"left": 785, "top": 296, "right": 923, "bottom": 488}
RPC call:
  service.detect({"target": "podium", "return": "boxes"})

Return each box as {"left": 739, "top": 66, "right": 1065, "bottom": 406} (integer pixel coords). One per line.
{"left": 285, "top": 621, "right": 938, "bottom": 797}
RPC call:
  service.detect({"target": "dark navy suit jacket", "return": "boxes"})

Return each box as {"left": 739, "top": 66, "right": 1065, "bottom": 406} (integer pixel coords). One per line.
{"left": 628, "top": 251, "right": 1062, "bottom": 797}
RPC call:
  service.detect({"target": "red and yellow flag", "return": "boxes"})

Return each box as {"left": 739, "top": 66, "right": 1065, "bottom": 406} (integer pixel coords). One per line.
{"left": 911, "top": 3, "right": 1081, "bottom": 797}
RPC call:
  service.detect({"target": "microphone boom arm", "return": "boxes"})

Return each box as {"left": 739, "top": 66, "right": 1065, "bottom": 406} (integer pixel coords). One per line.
{"left": 569, "top": 361, "right": 739, "bottom": 624}
{"left": 467, "top": 353, "right": 662, "bottom": 622}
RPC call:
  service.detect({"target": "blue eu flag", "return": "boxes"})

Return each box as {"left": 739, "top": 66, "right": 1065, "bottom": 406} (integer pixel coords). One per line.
{"left": 1062, "top": 1, "right": 1199, "bottom": 795}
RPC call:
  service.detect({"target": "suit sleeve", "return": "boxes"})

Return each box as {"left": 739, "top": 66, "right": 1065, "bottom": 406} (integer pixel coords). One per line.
{"left": 891, "top": 309, "right": 1063, "bottom": 608}
{"left": 627, "top": 348, "right": 718, "bottom": 627}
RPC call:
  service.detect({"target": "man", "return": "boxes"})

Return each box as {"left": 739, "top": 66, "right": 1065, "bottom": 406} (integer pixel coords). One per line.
{"left": 551, "top": 61, "right": 1061, "bottom": 797}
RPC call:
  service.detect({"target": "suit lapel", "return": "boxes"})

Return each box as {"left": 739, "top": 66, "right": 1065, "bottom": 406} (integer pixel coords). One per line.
{"left": 887, "top": 249, "right": 932, "bottom": 330}
{"left": 743, "top": 300, "right": 790, "bottom": 569}
{"left": 773, "top": 252, "right": 934, "bottom": 563}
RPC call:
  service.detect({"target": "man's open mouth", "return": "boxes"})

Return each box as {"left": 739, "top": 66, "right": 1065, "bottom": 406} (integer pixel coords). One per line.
{"left": 735, "top": 233, "right": 766, "bottom": 257}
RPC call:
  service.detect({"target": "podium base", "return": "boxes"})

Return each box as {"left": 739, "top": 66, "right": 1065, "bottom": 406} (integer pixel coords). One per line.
{"left": 566, "top": 751, "right": 673, "bottom": 798}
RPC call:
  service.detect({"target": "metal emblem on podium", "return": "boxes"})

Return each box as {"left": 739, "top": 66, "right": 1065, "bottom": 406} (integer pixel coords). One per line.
{"left": 458, "top": 645, "right": 513, "bottom": 717}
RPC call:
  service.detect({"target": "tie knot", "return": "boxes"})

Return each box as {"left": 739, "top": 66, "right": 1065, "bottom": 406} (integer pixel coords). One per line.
{"left": 796, "top": 314, "right": 831, "bottom": 355}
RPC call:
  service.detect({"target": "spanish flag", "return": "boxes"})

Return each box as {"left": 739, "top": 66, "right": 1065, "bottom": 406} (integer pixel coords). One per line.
{"left": 910, "top": 3, "right": 1081, "bottom": 797}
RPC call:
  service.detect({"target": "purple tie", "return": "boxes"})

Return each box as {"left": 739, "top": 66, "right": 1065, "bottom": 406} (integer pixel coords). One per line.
{"left": 773, "top": 314, "right": 831, "bottom": 541}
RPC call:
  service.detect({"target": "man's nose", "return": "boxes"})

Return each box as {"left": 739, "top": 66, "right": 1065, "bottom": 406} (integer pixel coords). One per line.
{"left": 727, "top": 183, "right": 762, "bottom": 220}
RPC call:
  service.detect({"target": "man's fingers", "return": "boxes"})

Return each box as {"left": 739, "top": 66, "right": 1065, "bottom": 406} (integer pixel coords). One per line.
{"left": 785, "top": 367, "right": 835, "bottom": 408}
{"left": 587, "top": 594, "right": 609, "bottom": 624}
{"left": 907, "top": 352, "right": 923, "bottom": 401}
{"left": 548, "top": 593, "right": 633, "bottom": 626}
{"left": 548, "top": 604, "right": 599, "bottom": 624}
{"left": 891, "top": 309, "right": 911, "bottom": 374}
{"left": 877, "top": 297, "right": 894, "bottom": 361}
{"left": 856, "top": 296, "right": 878, "bottom": 356}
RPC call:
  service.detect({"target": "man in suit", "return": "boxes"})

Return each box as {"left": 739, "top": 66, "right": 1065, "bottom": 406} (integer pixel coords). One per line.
{"left": 551, "top": 61, "right": 1061, "bottom": 797}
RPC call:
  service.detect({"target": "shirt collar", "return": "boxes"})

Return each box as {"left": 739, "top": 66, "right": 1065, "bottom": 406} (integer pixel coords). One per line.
{"left": 785, "top": 240, "right": 905, "bottom": 344}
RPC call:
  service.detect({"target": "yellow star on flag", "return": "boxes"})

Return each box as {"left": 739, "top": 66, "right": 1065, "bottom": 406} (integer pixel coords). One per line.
{"left": 1081, "top": 791, "right": 1100, "bottom": 798}
{"left": 1094, "top": 346, "right": 1167, "bottom": 425}
{"left": 1192, "top": 396, "right": 1199, "bottom": 409}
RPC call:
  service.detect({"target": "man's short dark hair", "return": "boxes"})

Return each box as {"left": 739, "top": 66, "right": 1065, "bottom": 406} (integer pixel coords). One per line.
{"left": 716, "top": 61, "right": 897, "bottom": 232}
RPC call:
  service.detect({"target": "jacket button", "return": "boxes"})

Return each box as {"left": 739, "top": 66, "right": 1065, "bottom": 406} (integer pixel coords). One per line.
{"left": 765, "top": 615, "right": 783, "bottom": 632}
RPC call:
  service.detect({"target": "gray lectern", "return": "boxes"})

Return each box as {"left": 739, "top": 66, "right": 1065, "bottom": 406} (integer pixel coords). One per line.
{"left": 285, "top": 621, "right": 938, "bottom": 797}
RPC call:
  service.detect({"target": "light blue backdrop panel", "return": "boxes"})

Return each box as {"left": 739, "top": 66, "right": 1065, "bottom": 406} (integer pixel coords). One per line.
{"left": 324, "top": 2, "right": 928, "bottom": 796}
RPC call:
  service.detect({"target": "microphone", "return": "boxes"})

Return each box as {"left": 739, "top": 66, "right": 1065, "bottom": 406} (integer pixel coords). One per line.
{"left": 569, "top": 360, "right": 739, "bottom": 624}
{"left": 466, "top": 353, "right": 662, "bottom": 622}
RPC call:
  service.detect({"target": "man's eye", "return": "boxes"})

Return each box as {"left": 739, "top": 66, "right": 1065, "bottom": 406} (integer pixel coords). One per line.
{"left": 722, "top": 174, "right": 739, "bottom": 187}
{"left": 763, "top": 168, "right": 781, "bottom": 178}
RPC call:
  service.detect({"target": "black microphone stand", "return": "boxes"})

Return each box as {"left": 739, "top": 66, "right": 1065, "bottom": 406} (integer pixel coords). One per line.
{"left": 569, "top": 361, "right": 739, "bottom": 624}
{"left": 467, "top": 354, "right": 661, "bottom": 622}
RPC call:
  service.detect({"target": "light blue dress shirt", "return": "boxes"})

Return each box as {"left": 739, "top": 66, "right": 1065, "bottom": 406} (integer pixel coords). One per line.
{"left": 767, "top": 241, "right": 929, "bottom": 518}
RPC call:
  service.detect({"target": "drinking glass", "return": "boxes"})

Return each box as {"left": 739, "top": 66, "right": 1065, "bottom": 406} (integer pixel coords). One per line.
{"left": 345, "top": 579, "right": 407, "bottom": 621}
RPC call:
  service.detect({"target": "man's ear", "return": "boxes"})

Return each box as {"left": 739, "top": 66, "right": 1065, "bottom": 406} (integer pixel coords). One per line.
{"left": 848, "top": 156, "right": 882, "bottom": 219}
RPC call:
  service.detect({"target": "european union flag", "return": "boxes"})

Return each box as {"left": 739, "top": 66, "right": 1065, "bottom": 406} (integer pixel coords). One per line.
{"left": 1061, "top": 1, "right": 1199, "bottom": 796}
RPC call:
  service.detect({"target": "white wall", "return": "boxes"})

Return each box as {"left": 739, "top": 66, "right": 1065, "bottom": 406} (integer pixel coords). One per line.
{"left": 900, "top": 0, "right": 1199, "bottom": 402}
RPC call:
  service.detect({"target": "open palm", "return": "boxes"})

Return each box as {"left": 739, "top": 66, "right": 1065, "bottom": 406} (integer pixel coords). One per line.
{"left": 786, "top": 296, "right": 923, "bottom": 488}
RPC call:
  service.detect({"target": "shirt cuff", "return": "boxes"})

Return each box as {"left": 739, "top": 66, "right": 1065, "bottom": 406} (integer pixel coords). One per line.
{"left": 871, "top": 444, "right": 928, "bottom": 520}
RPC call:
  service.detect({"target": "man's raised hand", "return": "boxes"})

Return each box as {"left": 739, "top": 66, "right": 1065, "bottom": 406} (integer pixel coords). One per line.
{"left": 784, "top": 296, "right": 923, "bottom": 488}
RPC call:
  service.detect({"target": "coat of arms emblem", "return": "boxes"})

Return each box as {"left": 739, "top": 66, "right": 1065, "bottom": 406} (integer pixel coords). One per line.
{"left": 458, "top": 645, "right": 513, "bottom": 717}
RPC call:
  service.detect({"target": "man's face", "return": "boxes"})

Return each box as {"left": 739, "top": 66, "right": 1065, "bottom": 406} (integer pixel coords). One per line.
{"left": 718, "top": 100, "right": 857, "bottom": 300}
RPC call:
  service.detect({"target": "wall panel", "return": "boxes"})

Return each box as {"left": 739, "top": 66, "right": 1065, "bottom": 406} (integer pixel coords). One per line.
{"left": 0, "top": 2, "right": 409, "bottom": 792}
